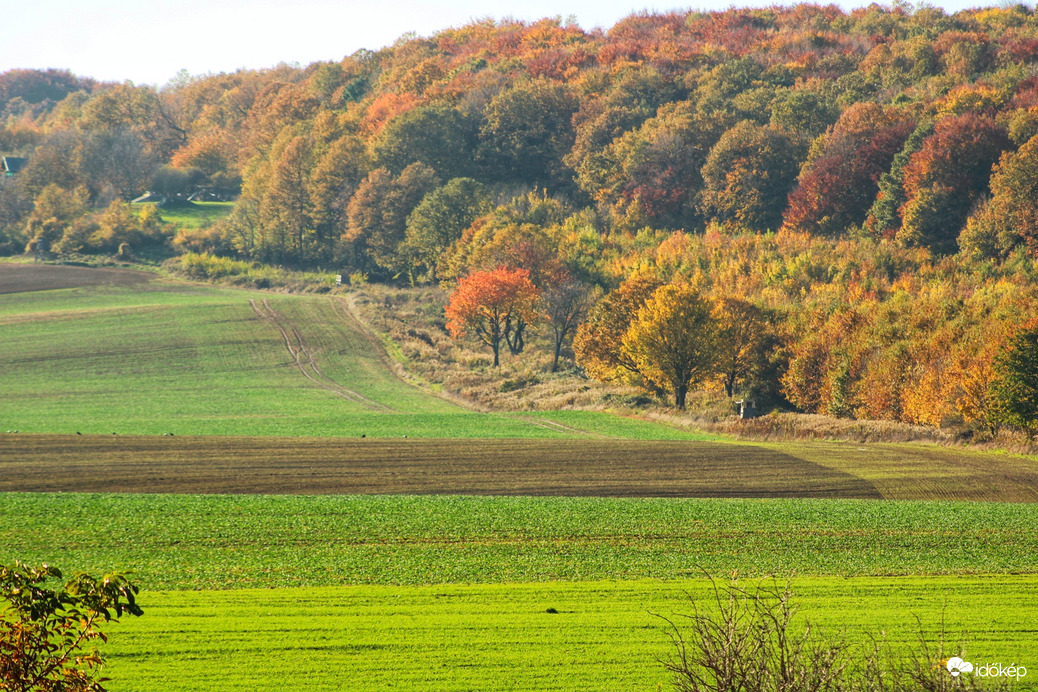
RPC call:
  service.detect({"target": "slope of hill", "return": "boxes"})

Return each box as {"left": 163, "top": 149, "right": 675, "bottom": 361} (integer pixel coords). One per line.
{"left": 0, "top": 264, "right": 701, "bottom": 439}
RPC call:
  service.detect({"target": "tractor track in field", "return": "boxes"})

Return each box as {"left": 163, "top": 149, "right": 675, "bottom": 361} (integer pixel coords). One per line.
{"left": 249, "top": 298, "right": 393, "bottom": 412}
{"left": 511, "top": 415, "right": 607, "bottom": 438}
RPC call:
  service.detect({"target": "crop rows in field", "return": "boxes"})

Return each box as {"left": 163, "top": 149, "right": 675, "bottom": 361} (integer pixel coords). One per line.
{"left": 101, "top": 576, "right": 1038, "bottom": 691}
{"left": 3, "top": 493, "right": 1037, "bottom": 590}
{"left": 5, "top": 433, "right": 1038, "bottom": 502}
{"left": 0, "top": 434, "right": 874, "bottom": 496}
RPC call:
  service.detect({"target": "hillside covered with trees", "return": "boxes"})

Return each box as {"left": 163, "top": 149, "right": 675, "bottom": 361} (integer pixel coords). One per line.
{"left": 5, "top": 3, "right": 1038, "bottom": 436}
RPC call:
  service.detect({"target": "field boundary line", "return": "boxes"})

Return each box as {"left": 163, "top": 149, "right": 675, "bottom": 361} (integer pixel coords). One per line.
{"left": 249, "top": 298, "right": 393, "bottom": 411}
{"left": 511, "top": 415, "right": 607, "bottom": 438}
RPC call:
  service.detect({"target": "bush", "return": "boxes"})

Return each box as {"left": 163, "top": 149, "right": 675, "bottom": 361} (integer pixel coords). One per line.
{"left": 658, "top": 578, "right": 1007, "bottom": 692}
{"left": 165, "top": 253, "right": 337, "bottom": 290}
{"left": 172, "top": 252, "right": 253, "bottom": 280}
{"left": 0, "top": 561, "right": 142, "bottom": 692}
{"left": 171, "top": 224, "right": 235, "bottom": 256}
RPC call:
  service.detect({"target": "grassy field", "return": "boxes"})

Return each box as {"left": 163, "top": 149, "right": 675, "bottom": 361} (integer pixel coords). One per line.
{"left": 3, "top": 493, "right": 1037, "bottom": 589}
{"left": 140, "top": 201, "right": 234, "bottom": 230}
{"left": 100, "top": 577, "right": 1038, "bottom": 691}
{"left": 5, "top": 490, "right": 1035, "bottom": 690}
{"left": 4, "top": 263, "right": 1037, "bottom": 691}
{"left": 0, "top": 267, "right": 700, "bottom": 439}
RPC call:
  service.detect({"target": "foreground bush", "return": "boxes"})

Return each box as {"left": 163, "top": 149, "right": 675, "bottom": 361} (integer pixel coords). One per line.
{"left": 658, "top": 579, "right": 1008, "bottom": 692}
{"left": 0, "top": 562, "right": 142, "bottom": 692}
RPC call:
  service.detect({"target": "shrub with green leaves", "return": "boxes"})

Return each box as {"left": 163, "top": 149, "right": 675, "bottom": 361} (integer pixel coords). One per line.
{"left": 0, "top": 562, "right": 142, "bottom": 692}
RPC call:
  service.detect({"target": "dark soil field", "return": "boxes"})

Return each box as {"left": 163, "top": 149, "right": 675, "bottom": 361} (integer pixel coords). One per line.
{"left": 0, "top": 263, "right": 154, "bottom": 293}
{"left": 0, "top": 434, "right": 883, "bottom": 498}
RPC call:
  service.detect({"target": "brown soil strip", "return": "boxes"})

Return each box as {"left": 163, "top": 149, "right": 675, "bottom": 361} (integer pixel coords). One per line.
{"left": 0, "top": 263, "right": 155, "bottom": 294}
{"left": 0, "top": 434, "right": 883, "bottom": 498}
{"left": 783, "top": 441, "right": 1038, "bottom": 502}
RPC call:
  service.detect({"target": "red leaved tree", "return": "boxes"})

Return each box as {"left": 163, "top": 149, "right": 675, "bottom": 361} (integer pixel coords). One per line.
{"left": 445, "top": 267, "right": 541, "bottom": 367}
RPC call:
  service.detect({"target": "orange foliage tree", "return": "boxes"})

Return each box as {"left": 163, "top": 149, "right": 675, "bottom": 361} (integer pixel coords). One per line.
{"left": 445, "top": 267, "right": 541, "bottom": 366}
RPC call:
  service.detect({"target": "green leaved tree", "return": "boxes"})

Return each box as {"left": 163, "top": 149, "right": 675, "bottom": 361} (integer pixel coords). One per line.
{"left": 991, "top": 325, "right": 1038, "bottom": 431}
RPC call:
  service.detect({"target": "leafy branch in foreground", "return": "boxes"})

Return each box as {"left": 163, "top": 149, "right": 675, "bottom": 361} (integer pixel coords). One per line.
{"left": 656, "top": 578, "right": 1008, "bottom": 692}
{"left": 0, "top": 561, "right": 143, "bottom": 692}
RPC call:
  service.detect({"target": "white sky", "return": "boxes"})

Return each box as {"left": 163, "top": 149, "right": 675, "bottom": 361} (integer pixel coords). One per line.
{"left": 4, "top": 0, "right": 997, "bottom": 87}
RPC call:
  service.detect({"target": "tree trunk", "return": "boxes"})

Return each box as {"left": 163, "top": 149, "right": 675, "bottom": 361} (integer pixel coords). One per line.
{"left": 675, "top": 384, "right": 688, "bottom": 409}
{"left": 551, "top": 337, "right": 563, "bottom": 373}
{"left": 492, "top": 339, "right": 500, "bottom": 367}
{"left": 506, "top": 318, "right": 526, "bottom": 355}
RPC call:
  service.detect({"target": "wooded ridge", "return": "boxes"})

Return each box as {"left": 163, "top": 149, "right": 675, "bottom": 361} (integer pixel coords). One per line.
{"left": 5, "top": 4, "right": 1038, "bottom": 433}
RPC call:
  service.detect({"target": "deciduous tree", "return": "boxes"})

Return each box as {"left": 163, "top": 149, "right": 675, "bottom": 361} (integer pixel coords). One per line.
{"left": 542, "top": 268, "right": 597, "bottom": 372}
{"left": 712, "top": 297, "right": 778, "bottom": 399}
{"left": 960, "top": 132, "right": 1038, "bottom": 259}
{"left": 403, "top": 177, "right": 491, "bottom": 280}
{"left": 783, "top": 104, "right": 914, "bottom": 237}
{"left": 574, "top": 273, "right": 663, "bottom": 384}
{"left": 445, "top": 267, "right": 541, "bottom": 366}
{"left": 991, "top": 324, "right": 1038, "bottom": 430}
{"left": 896, "top": 113, "right": 1009, "bottom": 253}
{"left": 699, "top": 121, "right": 801, "bottom": 233}
{"left": 372, "top": 104, "right": 474, "bottom": 179}
{"left": 477, "top": 80, "right": 578, "bottom": 189}
{"left": 623, "top": 283, "right": 719, "bottom": 409}
{"left": 344, "top": 163, "right": 439, "bottom": 275}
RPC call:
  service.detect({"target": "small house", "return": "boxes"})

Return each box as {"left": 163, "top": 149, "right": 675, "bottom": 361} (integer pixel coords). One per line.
{"left": 735, "top": 399, "right": 758, "bottom": 419}
{"left": 2, "top": 157, "right": 27, "bottom": 176}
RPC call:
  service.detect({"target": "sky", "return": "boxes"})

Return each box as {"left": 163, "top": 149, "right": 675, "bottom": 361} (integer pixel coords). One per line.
{"left": 5, "top": 0, "right": 995, "bottom": 87}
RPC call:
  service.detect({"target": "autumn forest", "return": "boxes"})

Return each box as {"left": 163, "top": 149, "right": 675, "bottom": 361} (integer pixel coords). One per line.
{"left": 5, "top": 3, "right": 1038, "bottom": 435}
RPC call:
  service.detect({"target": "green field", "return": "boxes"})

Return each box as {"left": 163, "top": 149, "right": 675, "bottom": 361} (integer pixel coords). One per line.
{"left": 3, "top": 265, "right": 1037, "bottom": 691}
{"left": 101, "top": 577, "right": 1038, "bottom": 691}
{"left": 4, "top": 493, "right": 1038, "bottom": 590}
{"left": 140, "top": 201, "right": 234, "bottom": 230}
{"left": 5, "top": 491, "right": 1037, "bottom": 690}
{"left": 0, "top": 274, "right": 697, "bottom": 439}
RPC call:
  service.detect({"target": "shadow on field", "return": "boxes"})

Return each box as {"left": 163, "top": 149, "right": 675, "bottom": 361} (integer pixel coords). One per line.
{"left": 0, "top": 435, "right": 883, "bottom": 498}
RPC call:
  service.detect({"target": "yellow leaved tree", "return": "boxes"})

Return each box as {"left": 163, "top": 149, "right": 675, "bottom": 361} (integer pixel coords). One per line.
{"left": 622, "top": 284, "right": 720, "bottom": 409}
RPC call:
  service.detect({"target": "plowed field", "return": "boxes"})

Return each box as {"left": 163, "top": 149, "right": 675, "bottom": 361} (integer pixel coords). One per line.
{"left": 0, "top": 434, "right": 880, "bottom": 497}
{"left": 0, "top": 262, "right": 154, "bottom": 293}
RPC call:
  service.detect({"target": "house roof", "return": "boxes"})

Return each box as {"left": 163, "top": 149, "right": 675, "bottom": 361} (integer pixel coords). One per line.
{"left": 2, "top": 157, "right": 27, "bottom": 174}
